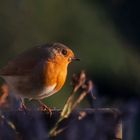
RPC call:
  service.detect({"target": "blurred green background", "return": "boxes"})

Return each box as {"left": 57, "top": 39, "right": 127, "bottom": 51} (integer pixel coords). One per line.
{"left": 0, "top": 0, "right": 140, "bottom": 108}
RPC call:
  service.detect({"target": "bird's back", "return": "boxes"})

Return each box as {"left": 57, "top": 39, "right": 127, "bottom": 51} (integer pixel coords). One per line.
{"left": 0, "top": 44, "right": 52, "bottom": 76}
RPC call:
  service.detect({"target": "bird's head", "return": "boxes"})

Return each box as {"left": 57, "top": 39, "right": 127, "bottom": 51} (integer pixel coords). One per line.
{"left": 48, "top": 43, "right": 80, "bottom": 65}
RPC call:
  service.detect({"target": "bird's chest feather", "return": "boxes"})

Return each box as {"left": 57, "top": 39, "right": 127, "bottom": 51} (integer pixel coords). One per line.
{"left": 44, "top": 61, "right": 67, "bottom": 92}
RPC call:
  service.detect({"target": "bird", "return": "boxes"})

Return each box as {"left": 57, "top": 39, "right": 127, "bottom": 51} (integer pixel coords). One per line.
{"left": 0, "top": 42, "right": 80, "bottom": 113}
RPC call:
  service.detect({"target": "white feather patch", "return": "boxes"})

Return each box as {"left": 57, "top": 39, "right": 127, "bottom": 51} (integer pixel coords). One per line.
{"left": 39, "top": 84, "right": 56, "bottom": 98}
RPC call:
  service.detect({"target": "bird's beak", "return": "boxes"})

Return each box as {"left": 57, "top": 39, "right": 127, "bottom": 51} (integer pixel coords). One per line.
{"left": 71, "top": 57, "right": 80, "bottom": 61}
{"left": 68, "top": 57, "right": 80, "bottom": 62}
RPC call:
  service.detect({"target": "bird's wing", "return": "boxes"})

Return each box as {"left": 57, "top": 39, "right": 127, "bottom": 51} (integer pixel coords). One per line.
{"left": 0, "top": 45, "right": 50, "bottom": 76}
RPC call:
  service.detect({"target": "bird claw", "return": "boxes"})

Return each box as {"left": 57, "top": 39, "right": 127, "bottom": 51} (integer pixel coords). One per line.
{"left": 40, "top": 104, "right": 52, "bottom": 116}
{"left": 18, "top": 103, "right": 28, "bottom": 112}
{"left": 38, "top": 100, "right": 52, "bottom": 117}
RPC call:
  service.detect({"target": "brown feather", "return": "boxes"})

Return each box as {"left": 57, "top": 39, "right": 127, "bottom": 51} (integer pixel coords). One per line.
{"left": 0, "top": 44, "right": 53, "bottom": 76}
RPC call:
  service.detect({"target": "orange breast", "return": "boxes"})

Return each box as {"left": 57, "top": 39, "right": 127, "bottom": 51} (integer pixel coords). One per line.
{"left": 43, "top": 61, "right": 68, "bottom": 93}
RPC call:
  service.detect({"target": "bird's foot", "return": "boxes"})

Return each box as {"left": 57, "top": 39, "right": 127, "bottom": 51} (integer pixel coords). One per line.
{"left": 38, "top": 100, "right": 52, "bottom": 116}
{"left": 18, "top": 98, "right": 28, "bottom": 112}
{"left": 18, "top": 102, "right": 27, "bottom": 112}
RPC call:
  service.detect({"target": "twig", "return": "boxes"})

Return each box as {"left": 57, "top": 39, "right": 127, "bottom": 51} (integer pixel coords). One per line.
{"left": 49, "top": 71, "right": 95, "bottom": 137}
{"left": 0, "top": 112, "right": 17, "bottom": 133}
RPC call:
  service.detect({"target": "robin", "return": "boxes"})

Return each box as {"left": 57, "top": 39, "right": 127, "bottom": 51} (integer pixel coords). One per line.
{"left": 0, "top": 42, "right": 79, "bottom": 113}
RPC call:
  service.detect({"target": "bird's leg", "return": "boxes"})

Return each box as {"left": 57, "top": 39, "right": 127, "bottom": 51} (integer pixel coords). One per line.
{"left": 19, "top": 97, "right": 27, "bottom": 111}
{"left": 38, "top": 100, "right": 52, "bottom": 116}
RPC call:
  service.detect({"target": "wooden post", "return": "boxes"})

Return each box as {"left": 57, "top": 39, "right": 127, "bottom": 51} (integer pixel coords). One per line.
{"left": 0, "top": 108, "right": 122, "bottom": 140}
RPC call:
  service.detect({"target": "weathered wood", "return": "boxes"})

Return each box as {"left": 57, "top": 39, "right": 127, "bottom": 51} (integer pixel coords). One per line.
{"left": 0, "top": 108, "right": 122, "bottom": 140}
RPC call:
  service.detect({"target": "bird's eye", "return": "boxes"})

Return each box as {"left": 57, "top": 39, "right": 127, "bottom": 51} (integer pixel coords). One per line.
{"left": 62, "top": 49, "right": 67, "bottom": 56}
